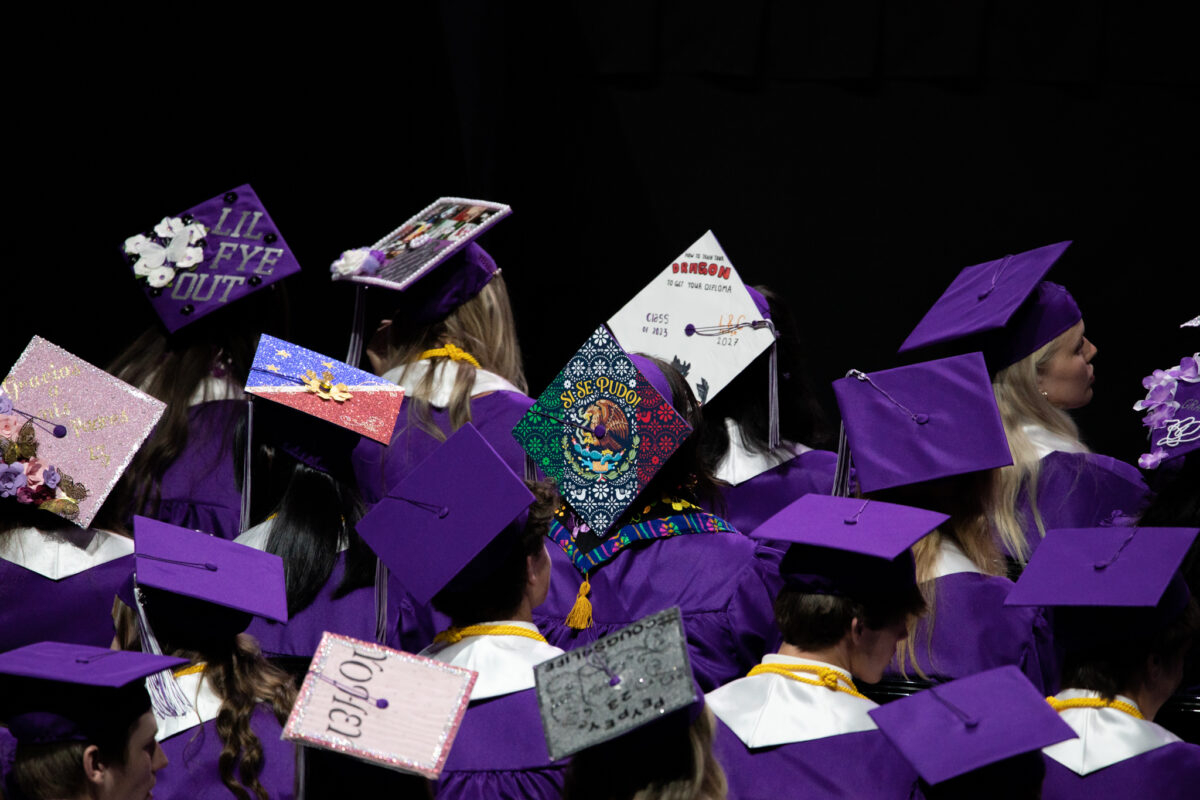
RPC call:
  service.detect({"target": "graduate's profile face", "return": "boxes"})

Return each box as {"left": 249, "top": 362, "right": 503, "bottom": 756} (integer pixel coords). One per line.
{"left": 849, "top": 617, "right": 909, "bottom": 684}
{"left": 95, "top": 711, "right": 166, "bottom": 800}
{"left": 1038, "top": 321, "right": 1096, "bottom": 409}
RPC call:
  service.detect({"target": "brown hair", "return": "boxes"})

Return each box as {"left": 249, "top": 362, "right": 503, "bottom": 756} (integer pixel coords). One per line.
{"left": 774, "top": 586, "right": 927, "bottom": 652}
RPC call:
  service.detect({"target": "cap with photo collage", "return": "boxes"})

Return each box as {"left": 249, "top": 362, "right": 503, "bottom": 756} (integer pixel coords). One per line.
{"left": 244, "top": 332, "right": 406, "bottom": 475}
{"left": 0, "top": 641, "right": 186, "bottom": 747}
{"left": 869, "top": 665, "right": 1077, "bottom": 788}
{"left": 832, "top": 352, "right": 1012, "bottom": 494}
{"left": 1134, "top": 352, "right": 1200, "bottom": 469}
{"left": 121, "top": 184, "right": 302, "bottom": 333}
{"left": 1, "top": 336, "right": 165, "bottom": 527}
{"left": 123, "top": 515, "right": 287, "bottom": 719}
{"left": 1005, "top": 526, "right": 1198, "bottom": 646}
{"left": 751, "top": 494, "right": 948, "bottom": 597}
{"left": 329, "top": 197, "right": 511, "bottom": 363}
{"left": 356, "top": 422, "right": 535, "bottom": 607}
{"left": 898, "top": 241, "right": 1079, "bottom": 370}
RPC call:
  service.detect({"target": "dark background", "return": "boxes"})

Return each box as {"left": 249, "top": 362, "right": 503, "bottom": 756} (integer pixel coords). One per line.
{"left": 8, "top": 1, "right": 1198, "bottom": 468}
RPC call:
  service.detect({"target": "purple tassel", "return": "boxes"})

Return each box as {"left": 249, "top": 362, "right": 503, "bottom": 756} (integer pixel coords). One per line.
{"left": 374, "top": 559, "right": 388, "bottom": 644}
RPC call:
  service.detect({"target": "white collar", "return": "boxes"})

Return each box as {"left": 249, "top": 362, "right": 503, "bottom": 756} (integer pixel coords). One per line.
{"left": 714, "top": 418, "right": 812, "bottom": 486}
{"left": 418, "top": 621, "right": 563, "bottom": 701}
{"left": 0, "top": 527, "right": 133, "bottom": 580}
{"left": 187, "top": 376, "right": 243, "bottom": 407}
{"left": 706, "top": 654, "right": 877, "bottom": 748}
{"left": 929, "top": 538, "right": 984, "bottom": 579}
{"left": 383, "top": 360, "right": 523, "bottom": 409}
{"left": 235, "top": 517, "right": 348, "bottom": 554}
{"left": 1021, "top": 423, "right": 1086, "bottom": 460}
{"left": 155, "top": 671, "right": 223, "bottom": 742}
{"left": 1043, "top": 689, "right": 1181, "bottom": 775}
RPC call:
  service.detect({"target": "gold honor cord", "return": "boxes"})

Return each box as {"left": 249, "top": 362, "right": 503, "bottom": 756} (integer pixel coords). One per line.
{"left": 419, "top": 344, "right": 482, "bottom": 369}
{"left": 1046, "top": 696, "right": 1145, "bottom": 720}
{"left": 433, "top": 624, "right": 549, "bottom": 646}
{"left": 747, "top": 663, "right": 869, "bottom": 701}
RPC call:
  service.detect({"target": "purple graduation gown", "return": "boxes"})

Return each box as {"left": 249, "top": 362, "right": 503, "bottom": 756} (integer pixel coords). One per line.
{"left": 0, "top": 553, "right": 132, "bottom": 652}
{"left": 534, "top": 531, "right": 783, "bottom": 693}
{"left": 148, "top": 400, "right": 245, "bottom": 540}
{"left": 1010, "top": 451, "right": 1152, "bottom": 560}
{"left": 435, "top": 688, "right": 565, "bottom": 800}
{"left": 713, "top": 449, "right": 838, "bottom": 535}
{"left": 885, "top": 571, "right": 1056, "bottom": 693}
{"left": 156, "top": 705, "right": 295, "bottom": 800}
{"left": 1042, "top": 741, "right": 1200, "bottom": 800}
{"left": 352, "top": 390, "right": 534, "bottom": 654}
{"left": 714, "top": 720, "right": 920, "bottom": 800}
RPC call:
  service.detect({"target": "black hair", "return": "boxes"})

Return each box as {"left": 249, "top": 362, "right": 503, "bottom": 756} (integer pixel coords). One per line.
{"left": 431, "top": 480, "right": 557, "bottom": 627}
{"left": 698, "top": 285, "right": 833, "bottom": 465}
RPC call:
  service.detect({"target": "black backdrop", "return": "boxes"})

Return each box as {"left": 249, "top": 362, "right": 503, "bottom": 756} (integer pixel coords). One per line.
{"left": 9, "top": 1, "right": 1198, "bottom": 467}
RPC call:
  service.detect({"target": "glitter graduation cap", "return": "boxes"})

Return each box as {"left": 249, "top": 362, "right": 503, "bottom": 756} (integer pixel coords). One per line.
{"left": 607, "top": 230, "right": 775, "bottom": 407}
{"left": 751, "top": 494, "right": 948, "bottom": 596}
{"left": 868, "top": 666, "right": 1077, "bottom": 787}
{"left": 0, "top": 336, "right": 165, "bottom": 527}
{"left": 832, "top": 352, "right": 1012, "bottom": 494}
{"left": 121, "top": 184, "right": 302, "bottom": 333}
{"left": 898, "top": 241, "right": 1080, "bottom": 369}
{"left": 356, "top": 423, "right": 535, "bottom": 606}
{"left": 512, "top": 325, "right": 693, "bottom": 536}
{"left": 0, "top": 642, "right": 187, "bottom": 746}
{"left": 533, "top": 606, "right": 700, "bottom": 761}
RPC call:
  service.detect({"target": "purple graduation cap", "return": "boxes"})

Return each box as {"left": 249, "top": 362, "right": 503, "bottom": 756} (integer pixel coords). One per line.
{"left": 898, "top": 241, "right": 1080, "bottom": 369}
{"left": 751, "top": 494, "right": 947, "bottom": 595}
{"left": 121, "top": 184, "right": 302, "bottom": 333}
{"left": 0, "top": 641, "right": 185, "bottom": 746}
{"left": 832, "top": 352, "right": 1012, "bottom": 494}
{"left": 1005, "top": 526, "right": 1198, "bottom": 645}
{"left": 868, "top": 665, "right": 1077, "bottom": 787}
{"left": 355, "top": 423, "right": 535, "bottom": 606}
{"left": 1134, "top": 352, "right": 1200, "bottom": 469}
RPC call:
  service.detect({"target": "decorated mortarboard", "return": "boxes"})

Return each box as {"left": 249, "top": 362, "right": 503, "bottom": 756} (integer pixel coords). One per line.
{"left": 245, "top": 333, "right": 405, "bottom": 446}
{"left": 868, "top": 666, "right": 1076, "bottom": 786}
{"left": 832, "top": 352, "right": 1012, "bottom": 494}
{"left": 1133, "top": 352, "right": 1199, "bottom": 469}
{"left": 121, "top": 184, "right": 301, "bottom": 333}
{"left": 356, "top": 423, "right": 535, "bottom": 606}
{"left": 607, "top": 231, "right": 776, "bottom": 406}
{"left": 752, "top": 494, "right": 947, "bottom": 595}
{"left": 283, "top": 632, "right": 476, "bottom": 779}
{"left": 512, "top": 325, "right": 693, "bottom": 536}
{"left": 0, "top": 336, "right": 165, "bottom": 527}
{"left": 0, "top": 642, "right": 186, "bottom": 746}
{"left": 534, "top": 606, "right": 700, "bottom": 761}
{"left": 898, "top": 242, "right": 1080, "bottom": 369}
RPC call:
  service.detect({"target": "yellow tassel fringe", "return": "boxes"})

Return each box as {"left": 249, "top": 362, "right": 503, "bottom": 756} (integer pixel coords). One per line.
{"left": 566, "top": 575, "right": 593, "bottom": 630}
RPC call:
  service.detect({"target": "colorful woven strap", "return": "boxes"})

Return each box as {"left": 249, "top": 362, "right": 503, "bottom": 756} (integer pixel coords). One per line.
{"left": 548, "top": 510, "right": 737, "bottom": 575}
{"left": 433, "top": 624, "right": 548, "bottom": 646}
{"left": 172, "top": 662, "right": 206, "bottom": 679}
{"left": 747, "top": 663, "right": 868, "bottom": 701}
{"left": 420, "top": 344, "right": 481, "bottom": 369}
{"left": 1046, "top": 696, "right": 1145, "bottom": 720}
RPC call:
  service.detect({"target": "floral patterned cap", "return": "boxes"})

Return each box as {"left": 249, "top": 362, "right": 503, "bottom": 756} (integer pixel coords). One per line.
{"left": 1, "top": 336, "right": 165, "bottom": 527}
{"left": 121, "top": 184, "right": 302, "bottom": 333}
{"left": 1134, "top": 353, "right": 1200, "bottom": 468}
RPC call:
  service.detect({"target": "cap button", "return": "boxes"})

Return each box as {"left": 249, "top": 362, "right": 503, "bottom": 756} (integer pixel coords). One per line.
{"left": 223, "top": 192, "right": 238, "bottom": 204}
{"left": 914, "top": 413, "right": 930, "bottom": 424}
{"left": 684, "top": 324, "right": 696, "bottom": 337}
{"left": 181, "top": 304, "right": 195, "bottom": 315}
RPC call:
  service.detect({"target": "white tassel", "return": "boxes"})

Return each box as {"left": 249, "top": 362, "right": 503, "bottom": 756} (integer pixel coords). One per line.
{"left": 767, "top": 340, "right": 780, "bottom": 452}
{"left": 345, "top": 284, "right": 368, "bottom": 368}
{"left": 133, "top": 579, "right": 194, "bottom": 719}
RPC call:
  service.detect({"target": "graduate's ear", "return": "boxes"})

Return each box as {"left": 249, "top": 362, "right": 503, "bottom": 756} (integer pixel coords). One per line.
{"left": 82, "top": 743, "right": 108, "bottom": 787}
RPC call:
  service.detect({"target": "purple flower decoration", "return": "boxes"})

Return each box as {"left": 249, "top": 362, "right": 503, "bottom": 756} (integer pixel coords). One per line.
{"left": 1134, "top": 380, "right": 1179, "bottom": 413}
{"left": 1143, "top": 368, "right": 1177, "bottom": 391}
{"left": 1177, "top": 354, "right": 1199, "bottom": 383}
{"left": 0, "top": 394, "right": 11, "bottom": 415}
{"left": 42, "top": 465, "right": 61, "bottom": 489}
{"left": 0, "top": 463, "right": 28, "bottom": 498}
{"left": 1138, "top": 448, "right": 1168, "bottom": 470}
{"left": 1142, "top": 403, "right": 1180, "bottom": 430}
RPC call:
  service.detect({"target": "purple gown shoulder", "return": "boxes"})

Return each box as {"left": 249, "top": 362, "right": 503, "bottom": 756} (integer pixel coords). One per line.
{"left": 887, "top": 572, "right": 1056, "bottom": 693}
{"left": 714, "top": 449, "right": 838, "bottom": 535}
{"left": 0, "top": 554, "right": 132, "bottom": 652}
{"left": 436, "top": 688, "right": 565, "bottom": 800}
{"left": 534, "top": 531, "right": 783, "bottom": 692}
{"left": 1010, "top": 451, "right": 1152, "bottom": 559}
{"left": 156, "top": 705, "right": 295, "bottom": 800}
{"left": 246, "top": 552, "right": 379, "bottom": 659}
{"left": 714, "top": 719, "right": 920, "bottom": 800}
{"left": 1042, "top": 741, "right": 1200, "bottom": 800}
{"left": 151, "top": 400, "right": 245, "bottom": 540}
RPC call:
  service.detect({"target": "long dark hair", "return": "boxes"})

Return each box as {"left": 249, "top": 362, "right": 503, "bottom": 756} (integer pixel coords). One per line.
{"left": 698, "top": 285, "right": 833, "bottom": 466}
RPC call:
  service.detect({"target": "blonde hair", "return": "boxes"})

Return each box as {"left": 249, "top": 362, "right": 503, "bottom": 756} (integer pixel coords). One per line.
{"left": 382, "top": 274, "right": 527, "bottom": 441}
{"left": 988, "top": 331, "right": 1087, "bottom": 563}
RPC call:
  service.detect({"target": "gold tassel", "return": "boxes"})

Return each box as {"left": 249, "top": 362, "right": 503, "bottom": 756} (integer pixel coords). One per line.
{"left": 566, "top": 575, "right": 593, "bottom": 630}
